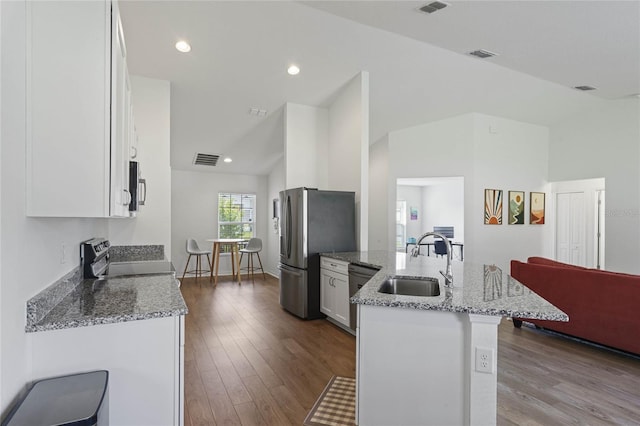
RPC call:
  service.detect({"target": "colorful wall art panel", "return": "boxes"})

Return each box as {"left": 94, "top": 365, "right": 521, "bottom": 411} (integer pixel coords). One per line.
{"left": 484, "top": 189, "right": 503, "bottom": 225}
{"left": 530, "top": 192, "right": 545, "bottom": 224}
{"left": 508, "top": 191, "right": 525, "bottom": 224}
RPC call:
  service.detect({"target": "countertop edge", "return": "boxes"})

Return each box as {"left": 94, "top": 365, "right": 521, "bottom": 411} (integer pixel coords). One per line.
{"left": 323, "top": 251, "right": 568, "bottom": 321}
{"left": 26, "top": 307, "right": 189, "bottom": 333}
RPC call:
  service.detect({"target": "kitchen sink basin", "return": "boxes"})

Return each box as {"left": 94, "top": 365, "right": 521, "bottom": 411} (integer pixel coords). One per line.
{"left": 378, "top": 276, "right": 441, "bottom": 297}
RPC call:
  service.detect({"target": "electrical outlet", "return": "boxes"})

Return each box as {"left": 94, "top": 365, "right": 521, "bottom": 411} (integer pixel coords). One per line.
{"left": 475, "top": 347, "right": 494, "bottom": 374}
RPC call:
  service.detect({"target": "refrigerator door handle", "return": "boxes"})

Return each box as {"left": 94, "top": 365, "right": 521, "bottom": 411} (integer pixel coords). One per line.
{"left": 286, "top": 195, "right": 292, "bottom": 259}
{"left": 277, "top": 263, "right": 303, "bottom": 276}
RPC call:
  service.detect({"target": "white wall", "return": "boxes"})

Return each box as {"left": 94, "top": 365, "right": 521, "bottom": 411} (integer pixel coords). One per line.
{"left": 471, "top": 114, "right": 551, "bottom": 268}
{"left": 267, "top": 158, "right": 285, "bottom": 276}
{"left": 368, "top": 137, "right": 390, "bottom": 251}
{"left": 284, "top": 103, "right": 328, "bottom": 189}
{"left": 422, "top": 178, "right": 465, "bottom": 242}
{"left": 396, "top": 185, "right": 423, "bottom": 244}
{"left": 388, "top": 113, "right": 550, "bottom": 271}
{"left": 328, "top": 72, "right": 370, "bottom": 250}
{"left": 1, "top": 0, "right": 106, "bottom": 413}
{"left": 388, "top": 114, "right": 474, "bottom": 258}
{"left": 548, "top": 98, "right": 640, "bottom": 274}
{"left": 108, "top": 76, "right": 172, "bottom": 258}
{"left": 171, "top": 170, "right": 268, "bottom": 277}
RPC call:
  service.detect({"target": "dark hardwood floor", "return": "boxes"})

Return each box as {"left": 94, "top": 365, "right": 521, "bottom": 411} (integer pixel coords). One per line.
{"left": 180, "top": 275, "right": 640, "bottom": 425}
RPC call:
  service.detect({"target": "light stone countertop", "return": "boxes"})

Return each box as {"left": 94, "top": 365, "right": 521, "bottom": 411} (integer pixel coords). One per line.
{"left": 26, "top": 272, "right": 187, "bottom": 333}
{"left": 322, "top": 251, "right": 568, "bottom": 321}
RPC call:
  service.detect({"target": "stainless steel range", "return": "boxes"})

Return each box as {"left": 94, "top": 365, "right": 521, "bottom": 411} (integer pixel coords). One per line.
{"left": 81, "top": 238, "right": 175, "bottom": 278}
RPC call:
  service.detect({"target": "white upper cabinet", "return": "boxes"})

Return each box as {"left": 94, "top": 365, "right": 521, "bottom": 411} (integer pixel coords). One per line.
{"left": 26, "top": 0, "right": 133, "bottom": 217}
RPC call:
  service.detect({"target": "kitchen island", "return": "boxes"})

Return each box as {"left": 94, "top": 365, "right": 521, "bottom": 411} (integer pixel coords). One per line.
{"left": 322, "top": 251, "right": 567, "bottom": 426}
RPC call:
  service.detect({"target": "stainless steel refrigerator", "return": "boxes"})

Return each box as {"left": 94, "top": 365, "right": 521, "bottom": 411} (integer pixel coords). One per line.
{"left": 279, "top": 187, "right": 356, "bottom": 319}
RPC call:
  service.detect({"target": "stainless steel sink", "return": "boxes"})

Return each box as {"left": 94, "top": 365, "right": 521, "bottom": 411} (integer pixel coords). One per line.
{"left": 378, "top": 276, "right": 441, "bottom": 297}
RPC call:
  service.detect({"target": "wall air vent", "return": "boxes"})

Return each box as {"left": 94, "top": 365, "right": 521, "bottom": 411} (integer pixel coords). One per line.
{"left": 574, "top": 85, "right": 596, "bottom": 91}
{"left": 469, "top": 49, "right": 498, "bottom": 59}
{"left": 193, "top": 153, "right": 220, "bottom": 166}
{"left": 419, "top": 1, "right": 449, "bottom": 14}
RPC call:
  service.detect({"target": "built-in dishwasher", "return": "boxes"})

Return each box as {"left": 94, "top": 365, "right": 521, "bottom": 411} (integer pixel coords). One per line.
{"left": 348, "top": 263, "right": 380, "bottom": 331}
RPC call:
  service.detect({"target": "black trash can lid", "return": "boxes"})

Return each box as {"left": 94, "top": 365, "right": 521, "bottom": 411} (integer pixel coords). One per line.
{"left": 3, "top": 370, "right": 108, "bottom": 426}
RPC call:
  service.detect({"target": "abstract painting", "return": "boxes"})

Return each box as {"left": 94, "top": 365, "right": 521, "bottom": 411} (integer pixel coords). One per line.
{"left": 508, "top": 191, "right": 525, "bottom": 224}
{"left": 530, "top": 192, "right": 545, "bottom": 224}
{"left": 484, "top": 189, "right": 503, "bottom": 225}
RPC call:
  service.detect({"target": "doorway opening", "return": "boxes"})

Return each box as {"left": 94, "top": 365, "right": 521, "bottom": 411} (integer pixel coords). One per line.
{"left": 396, "top": 177, "right": 464, "bottom": 258}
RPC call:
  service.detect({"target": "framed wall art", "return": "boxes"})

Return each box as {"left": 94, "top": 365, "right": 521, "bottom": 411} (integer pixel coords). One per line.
{"left": 508, "top": 191, "right": 525, "bottom": 224}
{"left": 530, "top": 192, "right": 545, "bottom": 224}
{"left": 484, "top": 189, "right": 503, "bottom": 225}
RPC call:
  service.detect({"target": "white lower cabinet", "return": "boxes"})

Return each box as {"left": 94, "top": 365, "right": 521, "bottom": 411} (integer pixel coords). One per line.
{"left": 320, "top": 257, "right": 350, "bottom": 327}
{"left": 29, "top": 316, "right": 185, "bottom": 426}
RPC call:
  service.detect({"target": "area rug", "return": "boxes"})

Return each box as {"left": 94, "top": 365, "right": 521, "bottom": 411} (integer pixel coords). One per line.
{"left": 303, "top": 376, "right": 356, "bottom": 426}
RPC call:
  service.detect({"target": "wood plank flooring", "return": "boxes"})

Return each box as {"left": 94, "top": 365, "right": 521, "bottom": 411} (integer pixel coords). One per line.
{"left": 180, "top": 275, "right": 640, "bottom": 425}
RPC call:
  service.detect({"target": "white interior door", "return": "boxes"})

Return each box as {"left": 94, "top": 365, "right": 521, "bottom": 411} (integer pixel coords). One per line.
{"left": 596, "top": 190, "right": 606, "bottom": 269}
{"left": 556, "top": 192, "right": 586, "bottom": 266}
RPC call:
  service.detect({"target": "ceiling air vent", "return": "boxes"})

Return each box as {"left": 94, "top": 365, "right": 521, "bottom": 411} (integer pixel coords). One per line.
{"left": 419, "top": 1, "right": 449, "bottom": 14}
{"left": 574, "top": 85, "right": 596, "bottom": 91}
{"left": 193, "top": 153, "right": 220, "bottom": 166}
{"left": 469, "top": 49, "right": 498, "bottom": 59}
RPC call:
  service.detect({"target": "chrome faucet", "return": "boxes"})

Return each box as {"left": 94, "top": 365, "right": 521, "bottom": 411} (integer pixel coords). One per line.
{"left": 410, "top": 232, "right": 453, "bottom": 287}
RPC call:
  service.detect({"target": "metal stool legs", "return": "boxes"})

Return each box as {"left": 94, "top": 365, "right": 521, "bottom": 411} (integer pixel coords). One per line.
{"left": 181, "top": 252, "right": 212, "bottom": 282}
{"left": 239, "top": 251, "right": 266, "bottom": 281}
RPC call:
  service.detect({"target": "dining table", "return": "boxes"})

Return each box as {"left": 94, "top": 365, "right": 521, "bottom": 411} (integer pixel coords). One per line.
{"left": 206, "top": 238, "right": 246, "bottom": 285}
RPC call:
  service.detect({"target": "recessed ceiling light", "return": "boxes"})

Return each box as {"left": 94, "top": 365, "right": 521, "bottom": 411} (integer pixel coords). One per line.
{"left": 223, "top": 157, "right": 232, "bottom": 163}
{"left": 175, "top": 40, "right": 191, "bottom": 53}
{"left": 287, "top": 65, "right": 300, "bottom": 75}
{"left": 574, "top": 85, "right": 596, "bottom": 91}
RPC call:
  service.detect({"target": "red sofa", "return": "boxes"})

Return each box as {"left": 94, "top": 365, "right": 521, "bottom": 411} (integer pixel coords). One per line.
{"left": 510, "top": 257, "right": 640, "bottom": 355}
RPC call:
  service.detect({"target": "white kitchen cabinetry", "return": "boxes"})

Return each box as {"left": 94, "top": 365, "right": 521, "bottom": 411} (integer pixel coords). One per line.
{"left": 26, "top": 0, "right": 133, "bottom": 217}
{"left": 320, "top": 257, "right": 350, "bottom": 327}
{"left": 30, "top": 316, "right": 185, "bottom": 426}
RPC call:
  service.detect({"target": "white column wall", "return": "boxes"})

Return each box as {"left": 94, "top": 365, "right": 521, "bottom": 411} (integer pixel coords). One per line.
{"left": 284, "top": 103, "right": 328, "bottom": 189}
{"left": 328, "top": 72, "right": 369, "bottom": 250}
{"left": 368, "top": 137, "right": 390, "bottom": 251}
{"left": 267, "top": 158, "right": 285, "bottom": 276}
{"left": 108, "top": 76, "right": 172, "bottom": 258}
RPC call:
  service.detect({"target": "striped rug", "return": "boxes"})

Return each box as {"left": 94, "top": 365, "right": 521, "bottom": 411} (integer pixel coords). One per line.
{"left": 304, "top": 376, "right": 356, "bottom": 426}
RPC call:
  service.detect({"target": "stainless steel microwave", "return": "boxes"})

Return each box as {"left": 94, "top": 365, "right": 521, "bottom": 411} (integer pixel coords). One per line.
{"left": 128, "top": 161, "right": 146, "bottom": 216}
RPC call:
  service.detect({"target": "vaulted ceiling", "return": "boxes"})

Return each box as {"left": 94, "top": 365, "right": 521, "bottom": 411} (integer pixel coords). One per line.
{"left": 119, "top": 1, "right": 640, "bottom": 175}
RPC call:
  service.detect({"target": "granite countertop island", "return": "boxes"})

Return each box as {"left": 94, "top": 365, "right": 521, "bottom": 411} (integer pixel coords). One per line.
{"left": 327, "top": 251, "right": 568, "bottom": 426}
{"left": 323, "top": 250, "right": 567, "bottom": 322}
